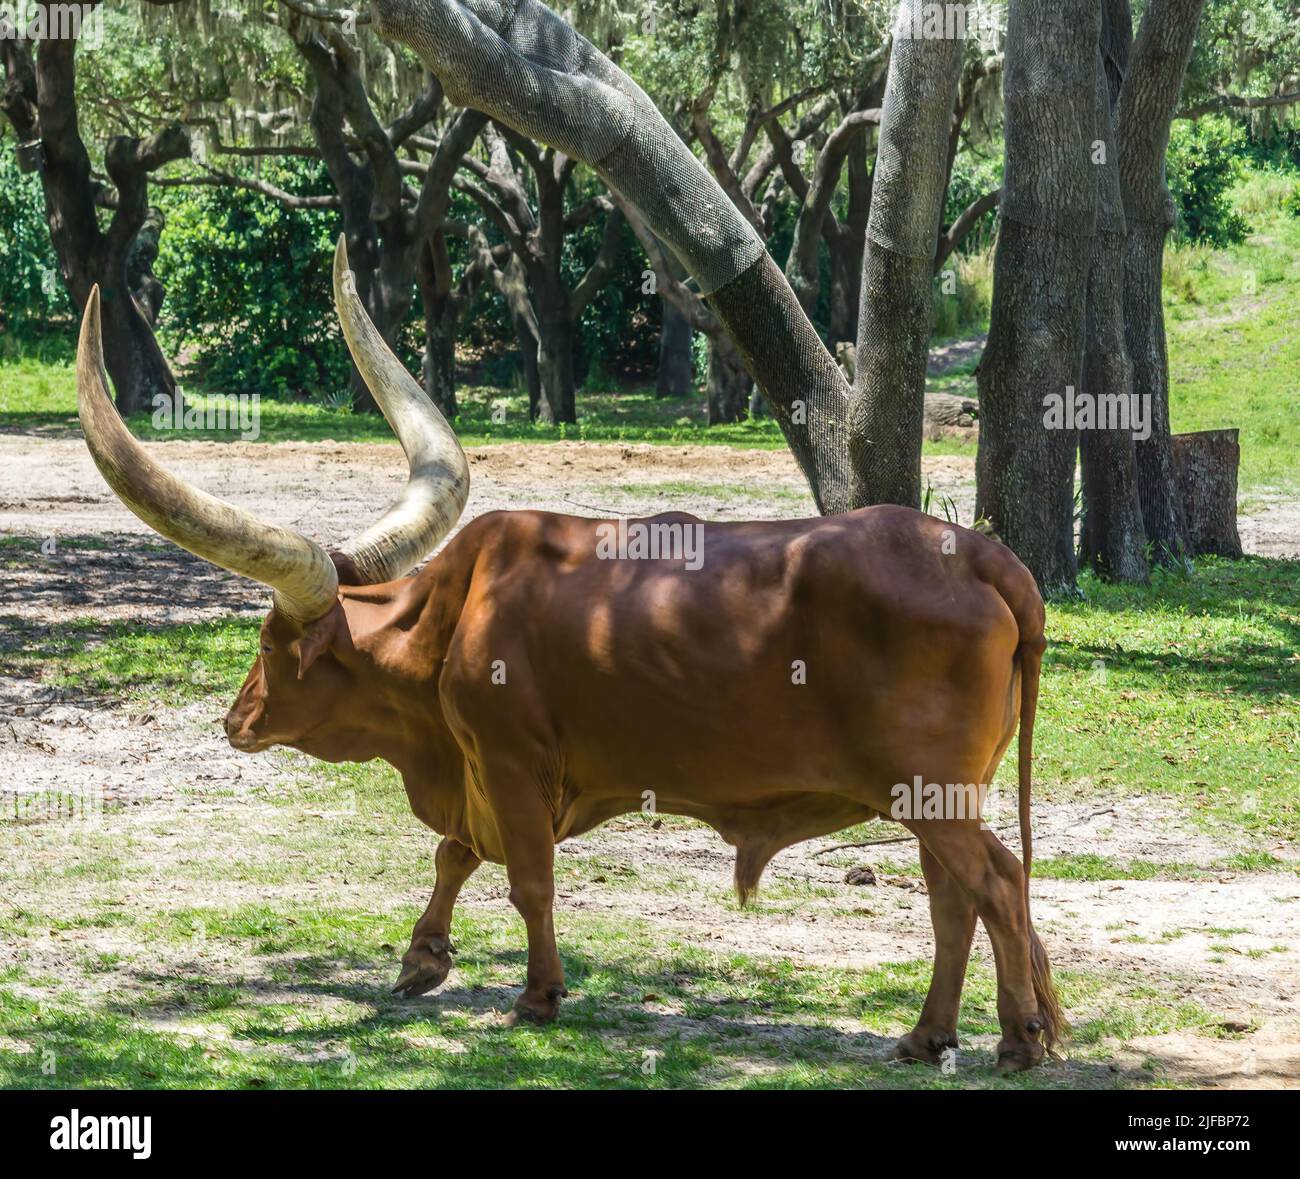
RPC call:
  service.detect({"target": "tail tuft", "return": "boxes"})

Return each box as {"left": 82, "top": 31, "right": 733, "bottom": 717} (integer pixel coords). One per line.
{"left": 1030, "top": 927, "right": 1068, "bottom": 1057}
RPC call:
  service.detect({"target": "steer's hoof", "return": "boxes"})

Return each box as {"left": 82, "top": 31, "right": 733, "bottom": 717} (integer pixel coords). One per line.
{"left": 995, "top": 1040, "right": 1046, "bottom": 1073}
{"left": 391, "top": 942, "right": 454, "bottom": 998}
{"left": 891, "top": 1029, "right": 958, "bottom": 1066}
{"left": 504, "top": 986, "right": 567, "bottom": 1026}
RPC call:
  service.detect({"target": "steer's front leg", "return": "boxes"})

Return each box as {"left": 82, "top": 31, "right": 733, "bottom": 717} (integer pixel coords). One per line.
{"left": 393, "top": 837, "right": 481, "bottom": 997}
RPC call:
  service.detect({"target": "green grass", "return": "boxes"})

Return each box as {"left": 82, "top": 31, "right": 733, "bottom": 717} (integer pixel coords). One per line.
{"left": 0, "top": 893, "right": 1211, "bottom": 1090}
{"left": 1162, "top": 190, "right": 1300, "bottom": 492}
{"left": 1038, "top": 557, "right": 1299, "bottom": 843}
{"left": 0, "top": 370, "right": 792, "bottom": 448}
{"left": 0, "top": 613, "right": 259, "bottom": 702}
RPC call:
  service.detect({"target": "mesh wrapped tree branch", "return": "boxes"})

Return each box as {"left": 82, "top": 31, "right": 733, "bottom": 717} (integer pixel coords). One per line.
{"left": 369, "top": 0, "right": 854, "bottom": 512}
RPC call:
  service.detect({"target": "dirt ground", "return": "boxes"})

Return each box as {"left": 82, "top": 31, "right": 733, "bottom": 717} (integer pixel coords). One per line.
{"left": 1, "top": 432, "right": 1298, "bottom": 1088}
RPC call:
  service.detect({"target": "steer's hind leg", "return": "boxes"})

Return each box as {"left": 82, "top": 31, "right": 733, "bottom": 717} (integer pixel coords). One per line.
{"left": 393, "top": 837, "right": 481, "bottom": 997}
{"left": 892, "top": 844, "right": 977, "bottom": 1065}
{"left": 479, "top": 762, "right": 567, "bottom": 1025}
{"left": 905, "top": 819, "right": 1046, "bottom": 1072}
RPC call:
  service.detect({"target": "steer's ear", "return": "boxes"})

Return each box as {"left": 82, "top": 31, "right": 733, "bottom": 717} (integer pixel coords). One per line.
{"left": 293, "top": 601, "right": 347, "bottom": 680}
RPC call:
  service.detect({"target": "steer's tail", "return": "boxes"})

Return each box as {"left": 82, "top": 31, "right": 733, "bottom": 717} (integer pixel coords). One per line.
{"left": 1017, "top": 633, "right": 1066, "bottom": 1056}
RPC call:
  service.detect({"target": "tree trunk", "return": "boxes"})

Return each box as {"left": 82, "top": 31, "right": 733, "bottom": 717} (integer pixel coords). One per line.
{"left": 536, "top": 312, "right": 577, "bottom": 424}
{"left": 416, "top": 234, "right": 459, "bottom": 417}
{"left": 1079, "top": 2, "right": 1150, "bottom": 583}
{"left": 425, "top": 315, "right": 457, "bottom": 416}
{"left": 95, "top": 285, "right": 177, "bottom": 414}
{"left": 707, "top": 337, "right": 752, "bottom": 425}
{"left": 850, "top": 1, "right": 964, "bottom": 508}
{"left": 1115, "top": 0, "right": 1206, "bottom": 567}
{"left": 1125, "top": 218, "right": 1190, "bottom": 566}
{"left": 420, "top": 292, "right": 459, "bottom": 417}
{"left": 0, "top": 36, "right": 183, "bottom": 413}
{"left": 1171, "top": 429, "right": 1243, "bottom": 558}
{"left": 657, "top": 298, "right": 694, "bottom": 398}
{"left": 518, "top": 321, "right": 542, "bottom": 419}
{"left": 828, "top": 228, "right": 864, "bottom": 353}
{"left": 975, "top": 0, "right": 1101, "bottom": 595}
{"left": 829, "top": 117, "right": 872, "bottom": 349}
{"left": 1080, "top": 229, "right": 1150, "bottom": 582}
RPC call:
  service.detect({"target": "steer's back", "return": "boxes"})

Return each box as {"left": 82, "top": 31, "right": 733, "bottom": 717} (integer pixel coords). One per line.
{"left": 438, "top": 505, "right": 1039, "bottom": 841}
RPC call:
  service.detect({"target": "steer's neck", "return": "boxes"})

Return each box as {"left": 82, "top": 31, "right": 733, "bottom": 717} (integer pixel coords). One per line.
{"left": 334, "top": 543, "right": 477, "bottom": 835}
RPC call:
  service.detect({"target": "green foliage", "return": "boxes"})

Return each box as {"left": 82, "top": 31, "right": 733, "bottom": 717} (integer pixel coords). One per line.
{"left": 942, "top": 146, "right": 1003, "bottom": 257}
{"left": 566, "top": 196, "right": 660, "bottom": 382}
{"left": 1166, "top": 116, "right": 1251, "bottom": 245}
{"left": 0, "top": 145, "right": 73, "bottom": 346}
{"left": 1184, "top": 1, "right": 1300, "bottom": 135}
{"left": 154, "top": 160, "right": 350, "bottom": 400}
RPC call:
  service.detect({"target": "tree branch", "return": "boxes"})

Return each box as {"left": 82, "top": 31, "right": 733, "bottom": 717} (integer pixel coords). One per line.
{"left": 277, "top": 0, "right": 371, "bottom": 25}
{"left": 934, "top": 189, "right": 1000, "bottom": 272}
{"left": 152, "top": 170, "right": 341, "bottom": 209}
{"left": 569, "top": 203, "right": 624, "bottom": 317}
{"left": 614, "top": 195, "right": 719, "bottom": 336}
{"left": 1176, "top": 89, "right": 1300, "bottom": 119}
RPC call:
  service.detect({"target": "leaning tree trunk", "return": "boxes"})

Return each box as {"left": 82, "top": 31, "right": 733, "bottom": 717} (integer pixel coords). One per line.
{"left": 657, "top": 298, "right": 695, "bottom": 398}
{"left": 1171, "top": 429, "right": 1243, "bottom": 558}
{"left": 1115, "top": 0, "right": 1206, "bottom": 567}
{"left": 1079, "top": 0, "right": 1150, "bottom": 583}
{"left": 370, "top": 0, "right": 855, "bottom": 513}
{"left": 850, "top": 1, "right": 963, "bottom": 508}
{"left": 975, "top": 0, "right": 1100, "bottom": 595}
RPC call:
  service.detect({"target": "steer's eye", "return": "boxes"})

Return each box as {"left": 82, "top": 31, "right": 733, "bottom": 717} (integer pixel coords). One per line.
{"left": 260, "top": 643, "right": 274, "bottom": 655}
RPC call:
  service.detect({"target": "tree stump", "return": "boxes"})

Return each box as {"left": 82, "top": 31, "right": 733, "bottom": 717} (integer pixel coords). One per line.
{"left": 1171, "top": 429, "right": 1243, "bottom": 558}
{"left": 923, "top": 392, "right": 979, "bottom": 439}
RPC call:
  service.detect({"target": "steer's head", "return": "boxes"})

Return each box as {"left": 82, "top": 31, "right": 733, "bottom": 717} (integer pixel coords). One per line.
{"left": 77, "top": 237, "right": 469, "bottom": 762}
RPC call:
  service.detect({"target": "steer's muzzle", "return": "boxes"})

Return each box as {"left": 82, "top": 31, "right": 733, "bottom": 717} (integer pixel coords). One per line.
{"left": 224, "top": 702, "right": 264, "bottom": 752}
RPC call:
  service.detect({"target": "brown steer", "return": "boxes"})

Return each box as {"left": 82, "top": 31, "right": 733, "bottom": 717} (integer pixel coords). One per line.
{"left": 77, "top": 239, "right": 1064, "bottom": 1071}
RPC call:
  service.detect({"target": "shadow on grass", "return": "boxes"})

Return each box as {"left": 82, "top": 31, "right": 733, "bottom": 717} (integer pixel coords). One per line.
{"left": 11, "top": 941, "right": 1138, "bottom": 1091}
{"left": 0, "top": 533, "right": 260, "bottom": 622}
{"left": 1046, "top": 557, "right": 1300, "bottom": 700}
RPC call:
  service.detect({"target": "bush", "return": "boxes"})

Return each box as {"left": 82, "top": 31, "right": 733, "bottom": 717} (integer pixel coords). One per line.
{"left": 154, "top": 160, "right": 351, "bottom": 400}
{"left": 1166, "top": 116, "right": 1250, "bottom": 245}
{"left": 0, "top": 144, "right": 74, "bottom": 344}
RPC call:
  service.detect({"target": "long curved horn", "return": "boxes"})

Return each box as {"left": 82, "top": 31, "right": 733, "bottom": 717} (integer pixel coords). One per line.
{"left": 332, "top": 236, "right": 470, "bottom": 583}
{"left": 76, "top": 288, "right": 340, "bottom": 623}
